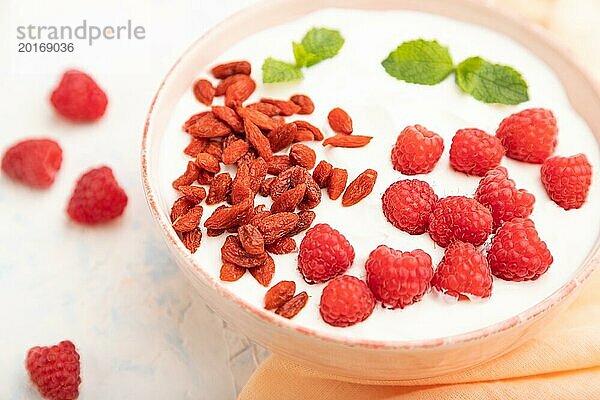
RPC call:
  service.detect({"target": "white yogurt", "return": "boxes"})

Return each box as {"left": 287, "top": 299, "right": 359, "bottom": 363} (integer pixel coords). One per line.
{"left": 159, "top": 9, "right": 600, "bottom": 342}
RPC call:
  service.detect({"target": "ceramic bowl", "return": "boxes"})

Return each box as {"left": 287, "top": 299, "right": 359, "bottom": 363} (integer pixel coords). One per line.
{"left": 141, "top": 0, "right": 600, "bottom": 381}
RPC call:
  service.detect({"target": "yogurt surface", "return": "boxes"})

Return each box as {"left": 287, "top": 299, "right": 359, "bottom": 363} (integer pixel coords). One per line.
{"left": 159, "top": 9, "right": 600, "bottom": 342}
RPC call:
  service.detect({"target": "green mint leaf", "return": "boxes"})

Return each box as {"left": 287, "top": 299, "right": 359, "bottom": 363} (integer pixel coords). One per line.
{"left": 381, "top": 39, "right": 454, "bottom": 85}
{"left": 300, "top": 27, "right": 344, "bottom": 67}
{"left": 262, "top": 57, "right": 304, "bottom": 83}
{"left": 455, "top": 57, "right": 529, "bottom": 105}
{"left": 293, "top": 42, "right": 320, "bottom": 68}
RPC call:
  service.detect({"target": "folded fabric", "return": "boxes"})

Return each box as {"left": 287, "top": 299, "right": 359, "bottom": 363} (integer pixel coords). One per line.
{"left": 239, "top": 270, "right": 600, "bottom": 399}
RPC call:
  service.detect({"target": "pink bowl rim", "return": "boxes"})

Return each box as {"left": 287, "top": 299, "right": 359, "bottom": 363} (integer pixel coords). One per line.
{"left": 141, "top": 0, "right": 600, "bottom": 350}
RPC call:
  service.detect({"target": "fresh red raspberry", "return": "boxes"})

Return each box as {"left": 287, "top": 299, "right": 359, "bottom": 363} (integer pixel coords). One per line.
{"left": 428, "top": 196, "right": 493, "bottom": 247}
{"left": 391, "top": 125, "right": 444, "bottom": 175}
{"left": 381, "top": 179, "right": 438, "bottom": 234}
{"left": 475, "top": 167, "right": 535, "bottom": 228}
{"left": 298, "top": 224, "right": 355, "bottom": 283}
{"left": 26, "top": 340, "right": 81, "bottom": 400}
{"left": 449, "top": 128, "right": 504, "bottom": 176}
{"left": 50, "top": 70, "right": 108, "bottom": 122}
{"left": 1, "top": 138, "right": 62, "bottom": 188}
{"left": 488, "top": 218, "right": 553, "bottom": 281}
{"left": 496, "top": 108, "right": 557, "bottom": 163}
{"left": 541, "top": 153, "right": 592, "bottom": 210}
{"left": 67, "top": 166, "right": 128, "bottom": 224}
{"left": 365, "top": 245, "right": 433, "bottom": 309}
{"left": 432, "top": 241, "right": 492, "bottom": 299}
{"left": 319, "top": 275, "right": 375, "bottom": 327}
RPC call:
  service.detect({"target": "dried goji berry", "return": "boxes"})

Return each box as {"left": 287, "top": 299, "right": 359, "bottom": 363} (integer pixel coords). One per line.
{"left": 294, "top": 120, "right": 323, "bottom": 141}
{"left": 195, "top": 152, "right": 221, "bottom": 174}
{"left": 225, "top": 78, "right": 256, "bottom": 108}
{"left": 327, "top": 168, "right": 348, "bottom": 200}
{"left": 323, "top": 135, "right": 372, "bottom": 148}
{"left": 206, "top": 173, "right": 232, "bottom": 205}
{"left": 212, "top": 106, "right": 244, "bottom": 133}
{"left": 266, "top": 237, "right": 297, "bottom": 255}
{"left": 271, "top": 183, "right": 306, "bottom": 213}
{"left": 328, "top": 107, "right": 353, "bottom": 134}
{"left": 275, "top": 291, "right": 308, "bottom": 318}
{"left": 172, "top": 161, "right": 200, "bottom": 189}
{"left": 211, "top": 61, "right": 251, "bottom": 79}
{"left": 222, "top": 139, "right": 249, "bottom": 165}
{"left": 172, "top": 205, "right": 203, "bottom": 232}
{"left": 264, "top": 281, "right": 296, "bottom": 309}
{"left": 267, "top": 123, "right": 297, "bottom": 153}
{"left": 220, "top": 262, "right": 246, "bottom": 281}
{"left": 177, "top": 185, "right": 207, "bottom": 204}
{"left": 243, "top": 119, "right": 273, "bottom": 161}
{"left": 289, "top": 143, "right": 316, "bottom": 169}
{"left": 184, "top": 138, "right": 209, "bottom": 157}
{"left": 186, "top": 113, "right": 231, "bottom": 138}
{"left": 247, "top": 102, "right": 281, "bottom": 117}
{"left": 170, "top": 196, "right": 194, "bottom": 222}
{"left": 204, "top": 196, "right": 253, "bottom": 230}
{"left": 289, "top": 94, "right": 314, "bottom": 115}
{"left": 260, "top": 98, "right": 301, "bottom": 116}
{"left": 238, "top": 224, "right": 265, "bottom": 255}
{"left": 237, "top": 107, "right": 277, "bottom": 131}
{"left": 342, "top": 169, "right": 378, "bottom": 206}
{"left": 221, "top": 235, "right": 267, "bottom": 268}
{"left": 267, "top": 155, "right": 292, "bottom": 176}
{"left": 182, "top": 228, "right": 202, "bottom": 253}
{"left": 193, "top": 79, "right": 215, "bottom": 106}
{"left": 249, "top": 254, "right": 275, "bottom": 287}
{"left": 257, "top": 212, "right": 299, "bottom": 244}
{"left": 312, "top": 160, "right": 333, "bottom": 188}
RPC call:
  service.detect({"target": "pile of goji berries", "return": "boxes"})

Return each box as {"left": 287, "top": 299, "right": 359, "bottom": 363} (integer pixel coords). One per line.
{"left": 171, "top": 60, "right": 377, "bottom": 318}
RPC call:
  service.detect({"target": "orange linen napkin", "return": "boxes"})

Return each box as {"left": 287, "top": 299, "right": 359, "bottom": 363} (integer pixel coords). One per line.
{"left": 239, "top": 270, "right": 600, "bottom": 400}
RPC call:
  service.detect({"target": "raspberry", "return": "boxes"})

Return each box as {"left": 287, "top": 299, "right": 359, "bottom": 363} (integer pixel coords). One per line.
{"left": 319, "top": 275, "right": 375, "bottom": 327}
{"left": 26, "top": 340, "right": 81, "bottom": 400}
{"left": 541, "top": 153, "right": 592, "bottom": 210}
{"left": 381, "top": 179, "right": 438, "bottom": 234}
{"left": 488, "top": 218, "right": 553, "bottom": 281}
{"left": 496, "top": 108, "right": 557, "bottom": 163}
{"left": 449, "top": 128, "right": 504, "bottom": 176}
{"left": 50, "top": 70, "right": 108, "bottom": 122}
{"left": 432, "top": 241, "right": 492, "bottom": 299}
{"left": 428, "top": 196, "right": 493, "bottom": 247}
{"left": 391, "top": 125, "right": 444, "bottom": 175}
{"left": 1, "top": 138, "right": 62, "bottom": 188}
{"left": 298, "top": 223, "right": 355, "bottom": 283}
{"left": 67, "top": 166, "right": 128, "bottom": 224}
{"left": 365, "top": 245, "right": 433, "bottom": 309}
{"left": 475, "top": 167, "right": 535, "bottom": 228}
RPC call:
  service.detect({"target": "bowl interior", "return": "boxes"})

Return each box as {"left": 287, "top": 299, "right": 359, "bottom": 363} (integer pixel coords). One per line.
{"left": 142, "top": 0, "right": 600, "bottom": 348}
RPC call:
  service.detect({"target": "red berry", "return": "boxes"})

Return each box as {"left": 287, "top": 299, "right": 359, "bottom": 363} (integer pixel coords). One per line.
{"left": 488, "top": 218, "right": 553, "bottom": 281}
{"left": 391, "top": 125, "right": 444, "bottom": 175}
{"left": 365, "top": 245, "right": 433, "bottom": 309}
{"left": 428, "top": 196, "right": 493, "bottom": 247}
{"left": 541, "top": 154, "right": 592, "bottom": 210}
{"left": 1, "top": 138, "right": 62, "bottom": 188}
{"left": 50, "top": 70, "right": 108, "bottom": 122}
{"left": 382, "top": 179, "right": 438, "bottom": 234}
{"left": 319, "top": 275, "right": 375, "bottom": 327}
{"left": 432, "top": 241, "right": 492, "bottom": 299}
{"left": 475, "top": 167, "right": 535, "bottom": 228}
{"left": 67, "top": 166, "right": 128, "bottom": 224}
{"left": 496, "top": 108, "right": 557, "bottom": 163}
{"left": 26, "top": 340, "right": 81, "bottom": 400}
{"left": 298, "top": 223, "right": 355, "bottom": 283}
{"left": 449, "top": 128, "right": 504, "bottom": 176}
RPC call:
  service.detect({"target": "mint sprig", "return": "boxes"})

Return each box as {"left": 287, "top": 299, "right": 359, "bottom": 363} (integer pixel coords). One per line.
{"left": 382, "top": 39, "right": 454, "bottom": 85}
{"left": 262, "top": 27, "right": 344, "bottom": 83}
{"left": 381, "top": 39, "right": 529, "bottom": 105}
{"left": 262, "top": 58, "right": 303, "bottom": 83}
{"left": 455, "top": 57, "right": 529, "bottom": 105}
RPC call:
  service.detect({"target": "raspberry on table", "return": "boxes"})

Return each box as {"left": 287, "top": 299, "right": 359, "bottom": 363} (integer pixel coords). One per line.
{"left": 541, "top": 153, "right": 592, "bottom": 210}
{"left": 1, "top": 138, "right": 62, "bottom": 188}
{"left": 428, "top": 196, "right": 493, "bottom": 247}
{"left": 67, "top": 166, "right": 128, "bottom": 224}
{"left": 391, "top": 125, "right": 444, "bottom": 175}
{"left": 26, "top": 340, "right": 81, "bottom": 400}
{"left": 432, "top": 241, "right": 492, "bottom": 299}
{"left": 365, "top": 245, "right": 433, "bottom": 309}
{"left": 449, "top": 128, "right": 504, "bottom": 176}
{"left": 475, "top": 166, "right": 535, "bottom": 229}
{"left": 298, "top": 223, "right": 355, "bottom": 283}
{"left": 319, "top": 275, "right": 375, "bottom": 327}
{"left": 488, "top": 218, "right": 553, "bottom": 281}
{"left": 381, "top": 179, "right": 438, "bottom": 234}
{"left": 50, "top": 70, "right": 108, "bottom": 122}
{"left": 496, "top": 108, "right": 557, "bottom": 163}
